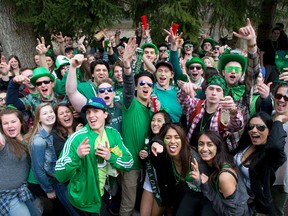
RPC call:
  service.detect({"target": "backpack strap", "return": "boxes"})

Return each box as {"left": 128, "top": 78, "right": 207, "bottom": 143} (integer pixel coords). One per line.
{"left": 188, "top": 99, "right": 205, "bottom": 126}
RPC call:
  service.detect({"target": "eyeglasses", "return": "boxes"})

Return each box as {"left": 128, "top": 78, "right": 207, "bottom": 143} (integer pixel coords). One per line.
{"left": 97, "top": 86, "right": 114, "bottom": 94}
{"left": 224, "top": 66, "right": 242, "bottom": 73}
{"left": 274, "top": 93, "right": 288, "bottom": 101}
{"left": 184, "top": 44, "right": 193, "bottom": 48}
{"left": 35, "top": 80, "right": 51, "bottom": 86}
{"left": 159, "top": 49, "right": 167, "bottom": 53}
{"left": 247, "top": 123, "right": 267, "bottom": 132}
{"left": 139, "top": 80, "right": 153, "bottom": 88}
{"left": 0, "top": 97, "right": 6, "bottom": 102}
{"left": 189, "top": 66, "right": 202, "bottom": 70}
{"left": 60, "top": 65, "right": 69, "bottom": 70}
{"left": 214, "top": 47, "right": 220, "bottom": 51}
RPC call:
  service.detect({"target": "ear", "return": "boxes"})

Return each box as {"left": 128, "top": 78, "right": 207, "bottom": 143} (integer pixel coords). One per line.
{"left": 104, "top": 111, "right": 109, "bottom": 119}
{"left": 222, "top": 70, "right": 225, "bottom": 76}
{"left": 171, "top": 72, "right": 174, "bottom": 79}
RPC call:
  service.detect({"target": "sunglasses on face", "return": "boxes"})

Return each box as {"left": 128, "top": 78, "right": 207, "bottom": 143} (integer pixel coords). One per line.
{"left": 247, "top": 123, "right": 267, "bottom": 132}
{"left": 213, "top": 47, "right": 220, "bottom": 51}
{"left": 184, "top": 44, "right": 193, "bottom": 48}
{"left": 97, "top": 86, "right": 114, "bottom": 94}
{"left": 139, "top": 80, "right": 153, "bottom": 88}
{"left": 274, "top": 93, "right": 288, "bottom": 101}
{"left": 35, "top": 80, "right": 51, "bottom": 86}
{"left": 159, "top": 49, "right": 167, "bottom": 53}
{"left": 0, "top": 97, "right": 6, "bottom": 102}
{"left": 189, "top": 66, "right": 202, "bottom": 70}
{"left": 224, "top": 66, "right": 242, "bottom": 73}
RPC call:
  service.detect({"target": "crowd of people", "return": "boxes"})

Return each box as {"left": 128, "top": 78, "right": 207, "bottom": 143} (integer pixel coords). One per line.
{"left": 0, "top": 17, "right": 287, "bottom": 216}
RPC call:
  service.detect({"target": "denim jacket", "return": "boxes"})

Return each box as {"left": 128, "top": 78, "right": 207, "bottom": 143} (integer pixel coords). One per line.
{"left": 30, "top": 126, "right": 57, "bottom": 193}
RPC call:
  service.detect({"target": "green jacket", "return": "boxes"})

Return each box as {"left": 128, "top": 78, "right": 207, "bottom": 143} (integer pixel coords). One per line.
{"left": 55, "top": 125, "right": 133, "bottom": 213}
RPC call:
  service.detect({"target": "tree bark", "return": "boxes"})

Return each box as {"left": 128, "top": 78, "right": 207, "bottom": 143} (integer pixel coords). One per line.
{"left": 256, "top": 0, "right": 278, "bottom": 46}
{"left": 0, "top": 0, "right": 36, "bottom": 68}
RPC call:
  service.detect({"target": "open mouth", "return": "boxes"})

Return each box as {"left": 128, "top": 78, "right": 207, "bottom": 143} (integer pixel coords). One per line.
{"left": 104, "top": 96, "right": 110, "bottom": 101}
{"left": 169, "top": 145, "right": 178, "bottom": 153}
{"left": 250, "top": 134, "right": 260, "bottom": 143}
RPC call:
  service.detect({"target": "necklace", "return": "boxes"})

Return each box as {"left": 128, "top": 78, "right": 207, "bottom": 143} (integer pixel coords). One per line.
{"left": 200, "top": 111, "right": 215, "bottom": 131}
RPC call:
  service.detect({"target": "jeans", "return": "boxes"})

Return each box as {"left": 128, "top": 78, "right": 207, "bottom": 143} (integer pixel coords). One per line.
{"left": 54, "top": 183, "right": 81, "bottom": 216}
{"left": 9, "top": 197, "right": 31, "bottom": 216}
{"left": 25, "top": 197, "right": 43, "bottom": 216}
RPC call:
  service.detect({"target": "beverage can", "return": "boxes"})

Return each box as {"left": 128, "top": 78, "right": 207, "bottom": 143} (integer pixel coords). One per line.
{"left": 151, "top": 94, "right": 158, "bottom": 112}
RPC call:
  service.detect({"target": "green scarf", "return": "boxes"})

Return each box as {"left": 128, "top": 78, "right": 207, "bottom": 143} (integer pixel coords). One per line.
{"left": 226, "top": 84, "right": 245, "bottom": 102}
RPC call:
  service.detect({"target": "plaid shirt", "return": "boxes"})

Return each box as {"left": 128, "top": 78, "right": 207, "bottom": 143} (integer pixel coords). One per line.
{"left": 177, "top": 90, "right": 244, "bottom": 144}
{"left": 0, "top": 183, "right": 33, "bottom": 216}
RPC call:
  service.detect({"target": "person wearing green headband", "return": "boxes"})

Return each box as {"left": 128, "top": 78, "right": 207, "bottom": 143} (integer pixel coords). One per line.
{"left": 177, "top": 75, "right": 243, "bottom": 150}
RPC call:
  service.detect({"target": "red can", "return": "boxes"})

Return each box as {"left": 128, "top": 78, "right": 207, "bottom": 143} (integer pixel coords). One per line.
{"left": 151, "top": 94, "right": 158, "bottom": 112}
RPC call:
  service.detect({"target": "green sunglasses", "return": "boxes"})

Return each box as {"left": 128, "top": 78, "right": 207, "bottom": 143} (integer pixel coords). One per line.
{"left": 224, "top": 66, "right": 242, "bottom": 74}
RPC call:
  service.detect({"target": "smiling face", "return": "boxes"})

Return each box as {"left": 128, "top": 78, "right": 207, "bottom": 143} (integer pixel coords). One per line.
{"left": 35, "top": 76, "right": 55, "bottom": 100}
{"left": 113, "top": 66, "right": 123, "bottom": 84}
{"left": 198, "top": 134, "right": 217, "bottom": 166}
{"left": 135, "top": 76, "right": 153, "bottom": 105}
{"left": 45, "top": 56, "right": 54, "bottom": 69}
{"left": 203, "top": 58, "right": 213, "bottom": 67}
{"left": 248, "top": 117, "right": 269, "bottom": 145}
{"left": 1, "top": 113, "right": 22, "bottom": 139}
{"left": 86, "top": 108, "right": 108, "bottom": 133}
{"left": 93, "top": 64, "right": 109, "bottom": 83}
{"left": 97, "top": 82, "right": 115, "bottom": 108}
{"left": 205, "top": 84, "right": 223, "bottom": 104}
{"left": 187, "top": 63, "right": 204, "bottom": 84}
{"left": 39, "top": 105, "right": 56, "bottom": 127}
{"left": 222, "top": 61, "right": 243, "bottom": 86}
{"left": 274, "top": 86, "right": 288, "bottom": 115}
{"left": 155, "top": 65, "right": 174, "bottom": 89}
{"left": 57, "top": 106, "right": 73, "bottom": 129}
{"left": 10, "top": 57, "right": 20, "bottom": 70}
{"left": 143, "top": 47, "right": 157, "bottom": 63}
{"left": 151, "top": 113, "right": 165, "bottom": 135}
{"left": 184, "top": 44, "right": 193, "bottom": 54}
{"left": 164, "top": 128, "right": 182, "bottom": 159}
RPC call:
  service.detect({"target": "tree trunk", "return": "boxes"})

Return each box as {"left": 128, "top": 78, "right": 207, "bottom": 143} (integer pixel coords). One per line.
{"left": 0, "top": 0, "right": 36, "bottom": 68}
{"left": 256, "top": 0, "right": 278, "bottom": 46}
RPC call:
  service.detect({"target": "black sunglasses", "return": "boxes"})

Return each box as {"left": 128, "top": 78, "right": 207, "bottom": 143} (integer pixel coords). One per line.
{"left": 189, "top": 66, "right": 202, "bottom": 70}
{"left": 139, "top": 80, "right": 153, "bottom": 88}
{"left": 274, "top": 93, "right": 288, "bottom": 101}
{"left": 247, "top": 123, "right": 267, "bottom": 132}
{"left": 98, "top": 87, "right": 114, "bottom": 94}
{"left": 35, "top": 80, "right": 51, "bottom": 86}
{"left": 159, "top": 49, "right": 167, "bottom": 53}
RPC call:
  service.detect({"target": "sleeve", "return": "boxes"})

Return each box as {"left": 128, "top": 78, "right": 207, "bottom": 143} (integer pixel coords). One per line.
{"left": 259, "top": 96, "right": 273, "bottom": 115}
{"left": 55, "top": 133, "right": 82, "bottom": 183}
{"left": 6, "top": 79, "right": 25, "bottom": 110}
{"left": 30, "top": 135, "right": 54, "bottom": 193}
{"left": 108, "top": 52, "right": 119, "bottom": 65}
{"left": 107, "top": 130, "right": 134, "bottom": 171}
{"left": 265, "top": 121, "right": 287, "bottom": 169}
{"left": 122, "top": 72, "right": 135, "bottom": 109}
{"left": 228, "top": 110, "right": 244, "bottom": 132}
{"left": 177, "top": 89, "right": 199, "bottom": 117}
{"left": 169, "top": 50, "right": 182, "bottom": 81}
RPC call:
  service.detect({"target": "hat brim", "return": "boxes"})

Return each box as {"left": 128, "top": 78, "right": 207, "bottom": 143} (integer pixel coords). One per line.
{"left": 219, "top": 54, "right": 247, "bottom": 74}
{"left": 81, "top": 103, "right": 108, "bottom": 114}
{"left": 201, "top": 38, "right": 216, "bottom": 49}
{"left": 141, "top": 43, "right": 159, "bottom": 55}
{"left": 30, "top": 73, "right": 55, "bottom": 86}
{"left": 156, "top": 62, "right": 174, "bottom": 72}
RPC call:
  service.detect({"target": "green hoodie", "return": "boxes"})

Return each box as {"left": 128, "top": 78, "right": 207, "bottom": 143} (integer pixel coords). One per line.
{"left": 55, "top": 125, "right": 133, "bottom": 213}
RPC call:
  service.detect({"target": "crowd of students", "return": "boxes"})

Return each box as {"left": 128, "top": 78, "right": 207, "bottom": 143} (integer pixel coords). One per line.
{"left": 0, "top": 17, "right": 287, "bottom": 216}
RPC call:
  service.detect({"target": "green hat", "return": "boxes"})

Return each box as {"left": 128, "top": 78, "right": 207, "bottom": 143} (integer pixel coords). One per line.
{"left": 141, "top": 42, "right": 159, "bottom": 55}
{"left": 201, "top": 38, "right": 216, "bottom": 49}
{"left": 186, "top": 57, "right": 206, "bottom": 72}
{"left": 219, "top": 54, "right": 247, "bottom": 74}
{"left": 30, "top": 67, "right": 55, "bottom": 86}
{"left": 54, "top": 55, "right": 70, "bottom": 71}
{"left": 206, "top": 75, "right": 227, "bottom": 92}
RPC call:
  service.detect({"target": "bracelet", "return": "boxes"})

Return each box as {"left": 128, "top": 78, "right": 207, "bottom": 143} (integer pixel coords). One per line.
{"left": 123, "top": 65, "right": 131, "bottom": 69}
{"left": 247, "top": 43, "right": 257, "bottom": 48}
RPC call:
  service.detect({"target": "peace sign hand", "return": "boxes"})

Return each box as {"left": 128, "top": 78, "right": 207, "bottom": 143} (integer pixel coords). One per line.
{"left": 190, "top": 158, "right": 201, "bottom": 182}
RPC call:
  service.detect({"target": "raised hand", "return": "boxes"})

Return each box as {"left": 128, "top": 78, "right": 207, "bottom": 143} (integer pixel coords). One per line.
{"left": 77, "top": 137, "right": 90, "bottom": 158}
{"left": 70, "top": 54, "right": 85, "bottom": 68}
{"left": 219, "top": 96, "right": 236, "bottom": 111}
{"left": 0, "top": 56, "right": 10, "bottom": 75}
{"left": 13, "top": 75, "right": 30, "bottom": 85}
{"left": 151, "top": 142, "right": 164, "bottom": 157}
{"left": 257, "top": 82, "right": 272, "bottom": 99}
{"left": 123, "top": 36, "right": 137, "bottom": 63}
{"left": 190, "top": 158, "right": 201, "bottom": 181}
{"left": 36, "top": 37, "right": 50, "bottom": 55}
{"left": 96, "top": 141, "right": 111, "bottom": 161}
{"left": 51, "top": 32, "right": 65, "bottom": 44}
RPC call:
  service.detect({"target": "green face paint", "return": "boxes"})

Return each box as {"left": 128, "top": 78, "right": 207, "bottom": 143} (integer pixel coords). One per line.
{"left": 164, "top": 139, "right": 170, "bottom": 144}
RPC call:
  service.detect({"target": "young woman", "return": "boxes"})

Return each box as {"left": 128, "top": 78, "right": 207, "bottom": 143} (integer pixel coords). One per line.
{"left": 150, "top": 123, "right": 217, "bottom": 215}
{"left": 0, "top": 107, "right": 40, "bottom": 215}
{"left": 26, "top": 103, "right": 68, "bottom": 216}
{"left": 140, "top": 110, "right": 172, "bottom": 216}
{"left": 8, "top": 55, "right": 21, "bottom": 76}
{"left": 191, "top": 130, "right": 250, "bottom": 215}
{"left": 234, "top": 111, "right": 287, "bottom": 215}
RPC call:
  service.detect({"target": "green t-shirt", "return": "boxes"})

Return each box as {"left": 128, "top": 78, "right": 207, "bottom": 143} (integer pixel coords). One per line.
{"left": 122, "top": 98, "right": 153, "bottom": 170}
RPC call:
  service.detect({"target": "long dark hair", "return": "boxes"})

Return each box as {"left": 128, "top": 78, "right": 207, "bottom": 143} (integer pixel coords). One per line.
{"left": 0, "top": 108, "right": 27, "bottom": 159}
{"left": 234, "top": 112, "right": 272, "bottom": 171}
{"left": 157, "top": 123, "right": 192, "bottom": 178}
{"left": 54, "top": 102, "right": 78, "bottom": 140}
{"left": 149, "top": 110, "right": 172, "bottom": 138}
{"left": 197, "top": 130, "right": 236, "bottom": 187}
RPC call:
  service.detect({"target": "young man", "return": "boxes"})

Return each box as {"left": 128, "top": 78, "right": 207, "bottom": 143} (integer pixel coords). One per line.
{"left": 6, "top": 67, "right": 58, "bottom": 116}
{"left": 153, "top": 61, "right": 182, "bottom": 122}
{"left": 186, "top": 57, "right": 206, "bottom": 87}
{"left": 120, "top": 37, "right": 158, "bottom": 216}
{"left": 177, "top": 75, "right": 244, "bottom": 149}
{"left": 55, "top": 97, "right": 133, "bottom": 215}
{"left": 199, "top": 38, "right": 215, "bottom": 57}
